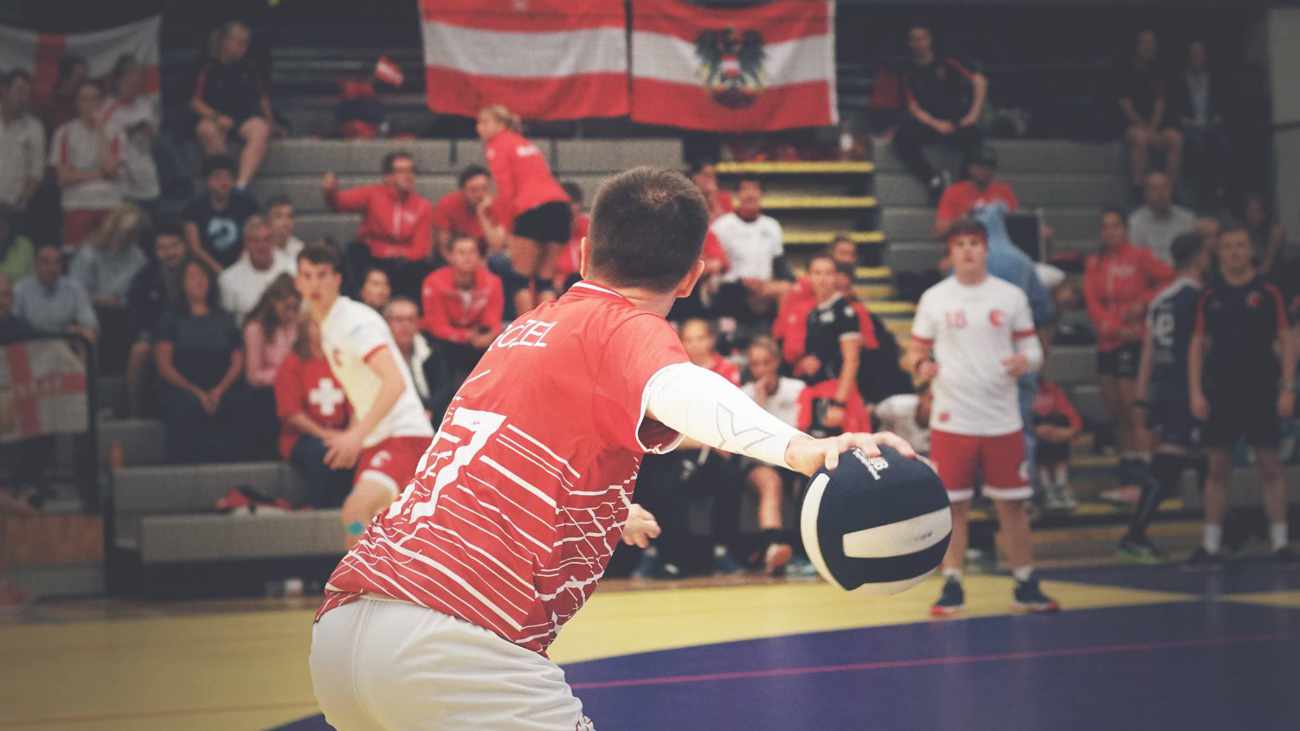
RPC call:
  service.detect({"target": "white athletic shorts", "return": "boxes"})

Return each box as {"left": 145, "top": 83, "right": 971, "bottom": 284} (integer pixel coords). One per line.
{"left": 310, "top": 597, "right": 594, "bottom": 730}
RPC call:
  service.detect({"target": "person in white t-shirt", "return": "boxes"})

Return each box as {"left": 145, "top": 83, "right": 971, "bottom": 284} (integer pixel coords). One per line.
{"left": 266, "top": 195, "right": 304, "bottom": 265}
{"left": 710, "top": 177, "right": 792, "bottom": 321}
{"left": 296, "top": 241, "right": 434, "bottom": 546}
{"left": 909, "top": 218, "right": 1057, "bottom": 617}
{"left": 219, "top": 216, "right": 294, "bottom": 325}
{"left": 739, "top": 336, "right": 806, "bottom": 574}
{"left": 100, "top": 55, "right": 160, "bottom": 211}
{"left": 874, "top": 386, "right": 933, "bottom": 458}
{"left": 50, "top": 80, "right": 124, "bottom": 249}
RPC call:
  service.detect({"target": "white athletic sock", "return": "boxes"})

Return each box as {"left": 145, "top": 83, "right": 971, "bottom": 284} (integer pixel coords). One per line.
{"left": 1012, "top": 566, "right": 1034, "bottom": 582}
{"left": 942, "top": 567, "right": 963, "bottom": 582}
{"left": 1204, "top": 524, "right": 1223, "bottom": 554}
{"left": 1270, "top": 523, "right": 1289, "bottom": 552}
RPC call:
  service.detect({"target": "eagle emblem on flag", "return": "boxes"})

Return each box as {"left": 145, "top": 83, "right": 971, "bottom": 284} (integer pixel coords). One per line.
{"left": 694, "top": 28, "right": 766, "bottom": 108}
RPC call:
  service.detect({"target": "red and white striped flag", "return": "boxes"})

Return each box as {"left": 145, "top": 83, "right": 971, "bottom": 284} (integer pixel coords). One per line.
{"left": 630, "top": 0, "right": 838, "bottom": 131}
{"left": 420, "top": 0, "right": 628, "bottom": 120}
{"left": 0, "top": 16, "right": 160, "bottom": 111}
{"left": 0, "top": 340, "right": 89, "bottom": 444}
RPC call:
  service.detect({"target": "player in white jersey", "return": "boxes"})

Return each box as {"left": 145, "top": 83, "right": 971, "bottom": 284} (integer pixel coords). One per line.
{"left": 909, "top": 218, "right": 1057, "bottom": 617}
{"left": 295, "top": 243, "right": 434, "bottom": 546}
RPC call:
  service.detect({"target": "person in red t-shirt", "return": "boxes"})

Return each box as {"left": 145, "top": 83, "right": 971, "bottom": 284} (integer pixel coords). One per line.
{"left": 477, "top": 104, "right": 571, "bottom": 314}
{"left": 934, "top": 147, "right": 1019, "bottom": 240}
{"left": 431, "top": 164, "right": 505, "bottom": 262}
{"left": 322, "top": 150, "right": 434, "bottom": 301}
{"left": 274, "top": 318, "right": 354, "bottom": 508}
{"left": 420, "top": 235, "right": 505, "bottom": 379}
{"left": 1033, "top": 370, "right": 1084, "bottom": 513}
{"left": 309, "top": 168, "right": 914, "bottom": 730}
{"left": 1083, "top": 208, "right": 1173, "bottom": 487}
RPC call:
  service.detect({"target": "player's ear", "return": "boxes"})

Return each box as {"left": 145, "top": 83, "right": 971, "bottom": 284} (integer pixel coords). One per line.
{"left": 672, "top": 258, "right": 708, "bottom": 299}
{"left": 577, "top": 236, "right": 590, "bottom": 279}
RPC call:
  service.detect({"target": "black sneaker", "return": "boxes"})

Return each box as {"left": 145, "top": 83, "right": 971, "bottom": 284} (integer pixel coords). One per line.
{"left": 1117, "top": 534, "right": 1165, "bottom": 564}
{"left": 1012, "top": 577, "right": 1060, "bottom": 613}
{"left": 1183, "top": 547, "right": 1224, "bottom": 572}
{"left": 930, "top": 576, "right": 964, "bottom": 617}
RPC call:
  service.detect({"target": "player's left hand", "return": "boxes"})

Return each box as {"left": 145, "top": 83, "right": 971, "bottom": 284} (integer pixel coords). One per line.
{"left": 622, "top": 503, "right": 661, "bottom": 548}
{"left": 784, "top": 432, "right": 917, "bottom": 477}
{"left": 1280, "top": 389, "right": 1295, "bottom": 419}
{"left": 1002, "top": 354, "right": 1030, "bottom": 378}
{"left": 324, "top": 429, "right": 364, "bottom": 470}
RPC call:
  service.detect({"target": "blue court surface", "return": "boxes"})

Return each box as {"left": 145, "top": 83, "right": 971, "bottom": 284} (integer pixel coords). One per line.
{"left": 273, "top": 563, "right": 1300, "bottom": 731}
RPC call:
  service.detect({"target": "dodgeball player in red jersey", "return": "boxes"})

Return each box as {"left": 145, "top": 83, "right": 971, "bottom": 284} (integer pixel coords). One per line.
{"left": 309, "top": 168, "right": 915, "bottom": 730}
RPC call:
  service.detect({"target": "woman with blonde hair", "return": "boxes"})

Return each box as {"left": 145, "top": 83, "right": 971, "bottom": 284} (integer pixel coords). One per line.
{"left": 70, "top": 202, "right": 149, "bottom": 306}
{"left": 476, "top": 104, "right": 571, "bottom": 315}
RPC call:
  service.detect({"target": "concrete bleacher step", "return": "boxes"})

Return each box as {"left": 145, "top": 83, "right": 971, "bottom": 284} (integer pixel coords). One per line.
{"left": 262, "top": 139, "right": 460, "bottom": 176}
{"left": 295, "top": 213, "right": 367, "bottom": 246}
{"left": 875, "top": 171, "right": 1127, "bottom": 209}
{"left": 884, "top": 241, "right": 942, "bottom": 273}
{"left": 138, "top": 510, "right": 344, "bottom": 563}
{"left": 882, "top": 205, "right": 1099, "bottom": 244}
{"left": 1045, "top": 345, "right": 1098, "bottom": 386}
{"left": 873, "top": 139, "right": 1125, "bottom": 176}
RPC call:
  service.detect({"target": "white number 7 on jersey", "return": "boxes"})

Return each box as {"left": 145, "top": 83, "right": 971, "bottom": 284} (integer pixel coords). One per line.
{"left": 387, "top": 408, "right": 507, "bottom": 521}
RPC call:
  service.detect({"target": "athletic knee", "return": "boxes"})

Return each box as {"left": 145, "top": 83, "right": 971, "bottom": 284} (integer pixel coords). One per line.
{"left": 242, "top": 117, "right": 270, "bottom": 141}
{"left": 1126, "top": 126, "right": 1150, "bottom": 146}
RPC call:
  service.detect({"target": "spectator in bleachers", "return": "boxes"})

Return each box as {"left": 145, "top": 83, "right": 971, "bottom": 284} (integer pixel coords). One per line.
{"left": 358, "top": 267, "right": 392, "bottom": 312}
{"left": 1033, "top": 364, "right": 1084, "bottom": 512}
{"left": 1188, "top": 224, "right": 1295, "bottom": 566}
{"left": 384, "top": 297, "right": 455, "bottom": 425}
{"left": 875, "top": 386, "right": 933, "bottom": 459}
{"left": 1242, "top": 192, "right": 1287, "bottom": 275}
{"left": 265, "top": 195, "right": 304, "bottom": 265}
{"left": 154, "top": 257, "right": 243, "bottom": 463}
{"left": 101, "top": 55, "right": 160, "bottom": 216}
{"left": 184, "top": 155, "right": 259, "bottom": 272}
{"left": 551, "top": 180, "right": 589, "bottom": 292}
{"left": 322, "top": 150, "right": 433, "bottom": 300}
{"left": 0, "top": 206, "right": 34, "bottom": 283}
{"left": 791, "top": 255, "right": 861, "bottom": 407}
{"left": 667, "top": 175, "right": 732, "bottom": 322}
{"left": 219, "top": 215, "right": 294, "bottom": 325}
{"left": 0, "top": 70, "right": 46, "bottom": 220}
{"left": 1175, "top": 41, "right": 1229, "bottom": 209}
{"left": 274, "top": 317, "right": 353, "bottom": 508}
{"left": 1086, "top": 208, "right": 1174, "bottom": 494}
{"left": 240, "top": 273, "right": 300, "bottom": 460}
{"left": 41, "top": 54, "right": 87, "bottom": 131}
{"left": 421, "top": 235, "right": 504, "bottom": 380}
{"left": 432, "top": 165, "right": 503, "bottom": 262}
{"left": 191, "top": 20, "right": 274, "bottom": 190}
{"left": 0, "top": 272, "right": 34, "bottom": 342}
{"left": 933, "top": 146, "right": 1017, "bottom": 240}
{"left": 774, "top": 235, "right": 854, "bottom": 359}
{"left": 1196, "top": 215, "right": 1221, "bottom": 247}
{"left": 124, "top": 221, "right": 187, "bottom": 417}
{"left": 477, "top": 104, "right": 571, "bottom": 313}
{"left": 739, "top": 336, "right": 804, "bottom": 574}
{"left": 12, "top": 243, "right": 97, "bottom": 344}
{"left": 1128, "top": 172, "right": 1196, "bottom": 264}
{"left": 895, "top": 23, "right": 988, "bottom": 201}
{"left": 51, "top": 80, "right": 124, "bottom": 250}
{"left": 1118, "top": 31, "right": 1183, "bottom": 194}
{"left": 711, "top": 176, "right": 792, "bottom": 322}
{"left": 69, "top": 203, "right": 148, "bottom": 306}
{"left": 829, "top": 234, "right": 858, "bottom": 269}
{"left": 689, "top": 160, "right": 733, "bottom": 221}
{"left": 681, "top": 318, "right": 740, "bottom": 385}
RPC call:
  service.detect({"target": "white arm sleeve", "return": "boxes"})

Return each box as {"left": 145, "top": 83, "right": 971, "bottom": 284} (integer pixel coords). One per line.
{"left": 645, "top": 362, "right": 805, "bottom": 470}
{"left": 1015, "top": 331, "right": 1044, "bottom": 373}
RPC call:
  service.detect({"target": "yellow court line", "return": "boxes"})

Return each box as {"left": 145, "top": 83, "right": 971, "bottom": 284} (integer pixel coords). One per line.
{"left": 717, "top": 161, "right": 876, "bottom": 174}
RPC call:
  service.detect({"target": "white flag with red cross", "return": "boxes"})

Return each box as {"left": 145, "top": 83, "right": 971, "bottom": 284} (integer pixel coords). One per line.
{"left": 0, "top": 16, "right": 161, "bottom": 111}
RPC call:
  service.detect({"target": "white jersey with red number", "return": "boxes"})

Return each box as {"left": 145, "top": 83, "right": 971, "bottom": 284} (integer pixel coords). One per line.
{"left": 911, "top": 275, "right": 1035, "bottom": 436}
{"left": 320, "top": 296, "right": 433, "bottom": 447}
{"left": 315, "top": 282, "right": 690, "bottom": 654}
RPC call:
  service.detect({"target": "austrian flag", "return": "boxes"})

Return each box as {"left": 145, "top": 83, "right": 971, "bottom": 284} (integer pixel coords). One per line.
{"left": 630, "top": 0, "right": 837, "bottom": 131}
{"left": 420, "top": 0, "right": 628, "bottom": 120}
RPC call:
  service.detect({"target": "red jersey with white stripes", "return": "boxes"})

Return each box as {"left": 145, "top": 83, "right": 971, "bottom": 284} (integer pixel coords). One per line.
{"left": 315, "top": 281, "right": 689, "bottom": 654}
{"left": 911, "top": 275, "right": 1036, "bottom": 436}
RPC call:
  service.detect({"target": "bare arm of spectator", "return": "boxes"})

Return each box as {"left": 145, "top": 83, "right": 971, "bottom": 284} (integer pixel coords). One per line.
{"left": 321, "top": 173, "right": 372, "bottom": 213}
{"left": 959, "top": 71, "right": 989, "bottom": 128}
{"left": 906, "top": 92, "right": 953, "bottom": 134}
{"left": 1274, "top": 290, "right": 1296, "bottom": 419}
{"left": 242, "top": 323, "right": 279, "bottom": 387}
{"left": 1118, "top": 95, "right": 1145, "bottom": 129}
{"left": 477, "top": 196, "right": 508, "bottom": 255}
{"left": 1188, "top": 294, "right": 1209, "bottom": 420}
{"left": 154, "top": 341, "right": 205, "bottom": 399}
{"left": 208, "top": 349, "right": 244, "bottom": 415}
{"left": 835, "top": 336, "right": 861, "bottom": 406}
{"left": 1083, "top": 264, "right": 1122, "bottom": 341}
{"left": 1134, "top": 317, "right": 1156, "bottom": 411}
{"left": 17, "top": 125, "right": 45, "bottom": 209}
{"left": 183, "top": 221, "right": 223, "bottom": 274}
{"left": 51, "top": 129, "right": 102, "bottom": 188}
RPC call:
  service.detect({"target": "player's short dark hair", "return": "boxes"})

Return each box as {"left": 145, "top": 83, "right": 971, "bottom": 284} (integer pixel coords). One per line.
{"left": 153, "top": 218, "right": 185, "bottom": 241}
{"left": 588, "top": 167, "right": 709, "bottom": 292}
{"left": 944, "top": 217, "right": 987, "bottom": 244}
{"left": 202, "top": 155, "right": 236, "bottom": 178}
{"left": 298, "top": 240, "right": 343, "bottom": 273}
{"left": 382, "top": 151, "right": 414, "bottom": 174}
{"left": 1170, "top": 232, "right": 1204, "bottom": 270}
{"left": 458, "top": 164, "right": 489, "bottom": 188}
{"left": 266, "top": 194, "right": 293, "bottom": 212}
{"left": 561, "top": 181, "right": 583, "bottom": 205}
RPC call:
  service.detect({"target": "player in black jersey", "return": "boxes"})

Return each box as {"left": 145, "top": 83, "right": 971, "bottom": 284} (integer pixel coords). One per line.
{"left": 1123, "top": 233, "right": 1208, "bottom": 560}
{"left": 1188, "top": 224, "right": 1296, "bottom": 567}
{"left": 795, "top": 254, "right": 862, "bottom": 407}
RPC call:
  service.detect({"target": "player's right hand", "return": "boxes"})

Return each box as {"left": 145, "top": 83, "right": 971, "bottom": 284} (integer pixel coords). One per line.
{"left": 916, "top": 359, "right": 939, "bottom": 383}
{"left": 784, "top": 432, "right": 917, "bottom": 477}
{"left": 1190, "top": 391, "right": 1210, "bottom": 421}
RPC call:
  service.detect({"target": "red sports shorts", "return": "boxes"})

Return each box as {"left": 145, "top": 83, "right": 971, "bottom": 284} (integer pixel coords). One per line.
{"left": 356, "top": 436, "right": 430, "bottom": 498}
{"left": 929, "top": 429, "right": 1030, "bottom": 502}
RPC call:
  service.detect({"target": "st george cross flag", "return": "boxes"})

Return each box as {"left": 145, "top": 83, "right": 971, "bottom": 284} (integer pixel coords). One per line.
{"left": 630, "top": 0, "right": 838, "bottom": 131}
{"left": 0, "top": 340, "right": 89, "bottom": 444}
{"left": 420, "top": 0, "right": 628, "bottom": 120}
{"left": 0, "top": 16, "right": 161, "bottom": 111}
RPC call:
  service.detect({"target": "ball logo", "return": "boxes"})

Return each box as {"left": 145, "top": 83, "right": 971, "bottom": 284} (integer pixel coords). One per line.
{"left": 852, "top": 449, "right": 890, "bottom": 480}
